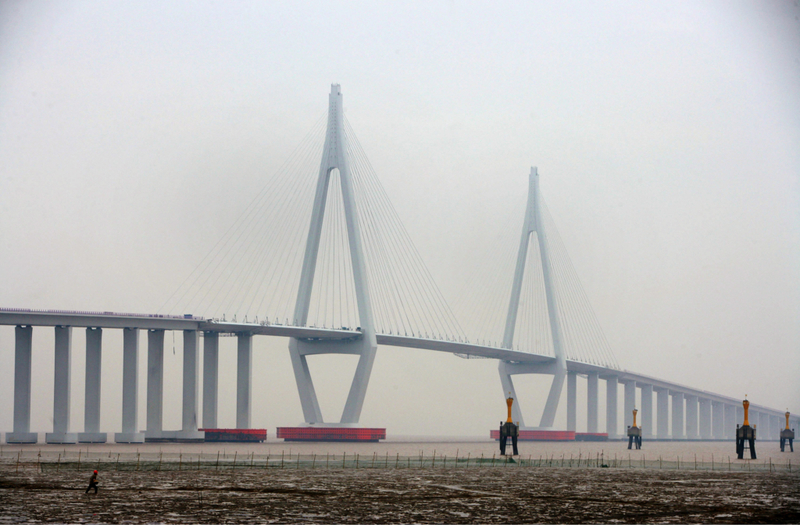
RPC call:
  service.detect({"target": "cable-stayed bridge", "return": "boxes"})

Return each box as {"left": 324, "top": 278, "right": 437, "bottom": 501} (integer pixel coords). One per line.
{"left": 2, "top": 85, "right": 795, "bottom": 444}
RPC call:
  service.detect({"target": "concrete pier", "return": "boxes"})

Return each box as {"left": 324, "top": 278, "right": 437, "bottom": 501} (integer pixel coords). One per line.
{"left": 699, "top": 398, "right": 711, "bottom": 439}
{"left": 641, "top": 384, "right": 653, "bottom": 438}
{"left": 8, "top": 325, "right": 37, "bottom": 444}
{"left": 146, "top": 329, "right": 165, "bottom": 439}
{"left": 711, "top": 401, "right": 724, "bottom": 440}
{"left": 725, "top": 404, "right": 737, "bottom": 438}
{"left": 606, "top": 376, "right": 618, "bottom": 438}
{"left": 656, "top": 387, "right": 669, "bottom": 439}
{"left": 237, "top": 332, "right": 253, "bottom": 429}
{"left": 177, "top": 330, "right": 203, "bottom": 440}
{"left": 671, "top": 391, "right": 685, "bottom": 439}
{"left": 566, "top": 371, "right": 576, "bottom": 432}
{"left": 202, "top": 331, "right": 219, "bottom": 428}
{"left": 115, "top": 327, "right": 144, "bottom": 443}
{"left": 685, "top": 395, "right": 698, "bottom": 440}
{"left": 587, "top": 372, "right": 598, "bottom": 433}
{"left": 79, "top": 327, "right": 106, "bottom": 442}
{"left": 623, "top": 380, "right": 636, "bottom": 430}
{"left": 46, "top": 326, "right": 77, "bottom": 444}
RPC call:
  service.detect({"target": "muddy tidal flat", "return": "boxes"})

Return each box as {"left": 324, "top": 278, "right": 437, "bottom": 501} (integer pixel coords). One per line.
{"left": 1, "top": 466, "right": 799, "bottom": 524}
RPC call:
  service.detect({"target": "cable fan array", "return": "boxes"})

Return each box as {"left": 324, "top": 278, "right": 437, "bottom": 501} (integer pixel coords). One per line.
{"left": 160, "top": 114, "right": 467, "bottom": 343}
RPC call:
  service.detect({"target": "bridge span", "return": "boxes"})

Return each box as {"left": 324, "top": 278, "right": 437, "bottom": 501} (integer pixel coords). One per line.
{"left": 2, "top": 85, "right": 795, "bottom": 444}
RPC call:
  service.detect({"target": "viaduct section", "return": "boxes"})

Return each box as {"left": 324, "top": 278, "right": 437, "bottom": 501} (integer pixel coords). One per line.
{"left": 1, "top": 309, "right": 794, "bottom": 444}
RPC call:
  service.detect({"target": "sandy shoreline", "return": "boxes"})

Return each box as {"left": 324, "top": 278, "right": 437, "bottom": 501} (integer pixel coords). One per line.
{"left": 1, "top": 462, "right": 798, "bottom": 523}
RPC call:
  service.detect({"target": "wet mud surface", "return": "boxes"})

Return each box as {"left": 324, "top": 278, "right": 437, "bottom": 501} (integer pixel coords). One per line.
{"left": 1, "top": 467, "right": 798, "bottom": 523}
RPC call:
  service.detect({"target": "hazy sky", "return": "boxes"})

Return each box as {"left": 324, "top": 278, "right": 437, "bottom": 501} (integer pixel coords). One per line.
{"left": 1, "top": 1, "right": 798, "bottom": 436}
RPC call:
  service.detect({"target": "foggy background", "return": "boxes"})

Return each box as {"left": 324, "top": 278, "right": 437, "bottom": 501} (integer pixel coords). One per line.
{"left": 1, "top": 1, "right": 798, "bottom": 437}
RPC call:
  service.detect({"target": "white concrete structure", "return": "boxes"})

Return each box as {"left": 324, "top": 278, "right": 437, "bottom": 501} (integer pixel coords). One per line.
{"left": 46, "top": 326, "right": 77, "bottom": 444}
{"left": 237, "top": 332, "right": 252, "bottom": 429}
{"left": 288, "top": 84, "right": 379, "bottom": 426}
{"left": 672, "top": 391, "right": 685, "bottom": 439}
{"left": 641, "top": 384, "right": 653, "bottom": 439}
{"left": 115, "top": 327, "right": 143, "bottom": 443}
{"left": 498, "top": 167, "right": 568, "bottom": 429}
{"left": 656, "top": 387, "right": 670, "bottom": 439}
{"left": 606, "top": 376, "right": 618, "bottom": 438}
{"left": 566, "top": 371, "right": 577, "bottom": 432}
{"left": 623, "top": 380, "right": 636, "bottom": 431}
{"left": 202, "top": 331, "right": 219, "bottom": 428}
{"left": 8, "top": 325, "right": 36, "bottom": 444}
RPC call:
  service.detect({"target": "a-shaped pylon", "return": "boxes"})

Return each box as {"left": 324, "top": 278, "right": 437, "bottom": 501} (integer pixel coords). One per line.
{"left": 288, "top": 85, "right": 378, "bottom": 425}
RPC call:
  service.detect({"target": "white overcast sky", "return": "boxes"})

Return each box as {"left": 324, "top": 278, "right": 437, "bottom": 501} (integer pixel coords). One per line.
{"left": 1, "top": 1, "right": 798, "bottom": 436}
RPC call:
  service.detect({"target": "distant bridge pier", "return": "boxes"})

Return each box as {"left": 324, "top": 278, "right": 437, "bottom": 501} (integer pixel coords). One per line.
{"left": 567, "top": 371, "right": 577, "bottom": 431}
{"left": 237, "top": 332, "right": 253, "bottom": 429}
{"left": 671, "top": 391, "right": 685, "bottom": 439}
{"left": 641, "top": 384, "right": 653, "bottom": 439}
{"left": 146, "top": 329, "right": 165, "bottom": 439}
{"left": 78, "top": 327, "right": 106, "bottom": 443}
{"left": 202, "top": 331, "right": 219, "bottom": 428}
{"left": 656, "top": 387, "right": 669, "bottom": 439}
{"left": 587, "top": 372, "right": 599, "bottom": 433}
{"left": 177, "top": 330, "right": 203, "bottom": 440}
{"left": 8, "top": 325, "right": 36, "bottom": 444}
{"left": 712, "top": 401, "right": 724, "bottom": 440}
{"left": 623, "top": 380, "right": 636, "bottom": 431}
{"left": 724, "top": 404, "right": 736, "bottom": 439}
{"left": 685, "top": 395, "right": 699, "bottom": 440}
{"left": 699, "top": 398, "right": 712, "bottom": 439}
{"left": 606, "top": 376, "right": 618, "bottom": 439}
{"left": 115, "top": 328, "right": 144, "bottom": 443}
{"left": 46, "top": 326, "right": 77, "bottom": 444}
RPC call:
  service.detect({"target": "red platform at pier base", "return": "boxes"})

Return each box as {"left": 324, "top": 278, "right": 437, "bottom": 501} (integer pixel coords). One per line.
{"left": 277, "top": 427, "right": 386, "bottom": 442}
{"left": 490, "top": 429, "right": 575, "bottom": 441}
{"left": 200, "top": 428, "right": 267, "bottom": 443}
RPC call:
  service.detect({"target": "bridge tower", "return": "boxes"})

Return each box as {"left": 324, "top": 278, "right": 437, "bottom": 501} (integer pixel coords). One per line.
{"left": 287, "top": 84, "right": 378, "bottom": 427}
{"left": 498, "top": 167, "right": 568, "bottom": 429}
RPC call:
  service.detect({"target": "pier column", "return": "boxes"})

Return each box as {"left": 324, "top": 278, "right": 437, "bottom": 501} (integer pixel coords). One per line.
{"left": 767, "top": 415, "right": 777, "bottom": 441}
{"left": 755, "top": 411, "right": 765, "bottom": 438}
{"left": 685, "top": 395, "right": 698, "bottom": 440}
{"left": 79, "top": 327, "right": 106, "bottom": 443}
{"left": 202, "top": 331, "right": 219, "bottom": 429}
{"left": 656, "top": 387, "right": 669, "bottom": 439}
{"left": 115, "top": 328, "right": 144, "bottom": 443}
{"left": 46, "top": 326, "right": 77, "bottom": 444}
{"left": 146, "top": 329, "right": 165, "bottom": 439}
{"left": 699, "top": 398, "right": 711, "bottom": 439}
{"left": 8, "top": 325, "right": 37, "bottom": 444}
{"left": 711, "top": 401, "right": 724, "bottom": 440}
{"left": 178, "top": 330, "right": 203, "bottom": 440}
{"left": 623, "top": 380, "right": 636, "bottom": 430}
{"left": 751, "top": 410, "right": 760, "bottom": 435}
{"left": 566, "top": 371, "right": 577, "bottom": 432}
{"left": 725, "top": 404, "right": 737, "bottom": 438}
{"left": 640, "top": 384, "right": 653, "bottom": 438}
{"left": 237, "top": 332, "right": 253, "bottom": 429}
{"left": 606, "top": 376, "right": 618, "bottom": 438}
{"left": 587, "top": 372, "right": 599, "bottom": 433}
{"left": 671, "top": 391, "right": 684, "bottom": 439}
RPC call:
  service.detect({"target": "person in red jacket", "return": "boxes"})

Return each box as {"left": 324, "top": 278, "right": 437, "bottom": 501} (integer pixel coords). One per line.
{"left": 85, "top": 470, "right": 99, "bottom": 494}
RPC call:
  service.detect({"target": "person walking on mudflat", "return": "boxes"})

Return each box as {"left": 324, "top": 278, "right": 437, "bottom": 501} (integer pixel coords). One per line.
{"left": 85, "top": 470, "right": 99, "bottom": 494}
